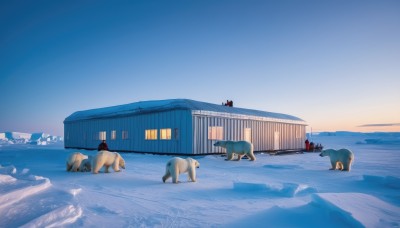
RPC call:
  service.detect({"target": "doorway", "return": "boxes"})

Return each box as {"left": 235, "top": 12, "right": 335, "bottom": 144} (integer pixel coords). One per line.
{"left": 274, "top": 131, "right": 280, "bottom": 150}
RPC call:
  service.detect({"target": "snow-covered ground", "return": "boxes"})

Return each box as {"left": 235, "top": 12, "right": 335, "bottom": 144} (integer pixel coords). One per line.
{"left": 1, "top": 134, "right": 399, "bottom": 227}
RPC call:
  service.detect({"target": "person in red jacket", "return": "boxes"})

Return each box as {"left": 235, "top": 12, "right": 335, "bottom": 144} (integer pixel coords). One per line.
{"left": 305, "top": 139, "right": 310, "bottom": 151}
{"left": 98, "top": 140, "right": 109, "bottom": 151}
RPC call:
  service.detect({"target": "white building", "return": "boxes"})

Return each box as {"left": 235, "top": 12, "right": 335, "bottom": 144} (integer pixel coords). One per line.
{"left": 64, "top": 99, "right": 307, "bottom": 154}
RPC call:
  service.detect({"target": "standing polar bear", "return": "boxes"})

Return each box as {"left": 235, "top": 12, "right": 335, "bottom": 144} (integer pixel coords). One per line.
{"left": 214, "top": 140, "right": 256, "bottom": 161}
{"left": 66, "top": 152, "right": 88, "bottom": 172}
{"left": 162, "top": 157, "right": 200, "bottom": 184}
{"left": 92, "top": 150, "right": 125, "bottom": 174}
{"left": 320, "top": 149, "right": 354, "bottom": 171}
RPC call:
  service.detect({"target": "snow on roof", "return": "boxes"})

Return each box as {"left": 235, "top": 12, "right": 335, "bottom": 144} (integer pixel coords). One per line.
{"left": 64, "top": 99, "right": 306, "bottom": 124}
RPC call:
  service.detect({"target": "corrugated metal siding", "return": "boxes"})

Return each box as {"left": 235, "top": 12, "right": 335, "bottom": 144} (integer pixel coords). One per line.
{"left": 64, "top": 104, "right": 306, "bottom": 155}
{"left": 64, "top": 110, "right": 193, "bottom": 154}
{"left": 192, "top": 114, "right": 305, "bottom": 154}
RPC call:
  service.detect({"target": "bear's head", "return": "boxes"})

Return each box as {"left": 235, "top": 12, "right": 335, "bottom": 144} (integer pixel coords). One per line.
{"left": 213, "top": 141, "right": 226, "bottom": 147}
{"left": 80, "top": 159, "right": 92, "bottom": 172}
{"left": 319, "top": 149, "right": 332, "bottom": 157}
{"left": 186, "top": 157, "right": 200, "bottom": 169}
{"left": 118, "top": 155, "right": 126, "bottom": 169}
{"left": 80, "top": 155, "right": 92, "bottom": 172}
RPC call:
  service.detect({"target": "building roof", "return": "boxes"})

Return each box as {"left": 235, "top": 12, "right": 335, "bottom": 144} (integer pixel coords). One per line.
{"left": 64, "top": 99, "right": 306, "bottom": 125}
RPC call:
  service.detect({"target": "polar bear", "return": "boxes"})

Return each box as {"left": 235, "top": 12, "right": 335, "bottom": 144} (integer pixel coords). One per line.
{"left": 66, "top": 152, "right": 88, "bottom": 172}
{"left": 79, "top": 155, "right": 92, "bottom": 172}
{"left": 162, "top": 157, "right": 200, "bottom": 183}
{"left": 92, "top": 150, "right": 125, "bottom": 174}
{"left": 214, "top": 140, "right": 256, "bottom": 161}
{"left": 319, "top": 149, "right": 354, "bottom": 171}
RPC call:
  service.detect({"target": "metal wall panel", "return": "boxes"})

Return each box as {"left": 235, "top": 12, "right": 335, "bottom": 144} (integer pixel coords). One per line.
{"left": 65, "top": 109, "right": 306, "bottom": 154}
{"left": 192, "top": 115, "right": 306, "bottom": 154}
{"left": 64, "top": 110, "right": 193, "bottom": 154}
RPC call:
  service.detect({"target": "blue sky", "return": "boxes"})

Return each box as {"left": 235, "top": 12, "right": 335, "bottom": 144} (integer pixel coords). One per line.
{"left": 1, "top": 0, "right": 399, "bottom": 136}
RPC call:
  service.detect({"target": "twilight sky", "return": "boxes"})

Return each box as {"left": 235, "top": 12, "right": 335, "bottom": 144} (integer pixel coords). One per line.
{"left": 1, "top": 0, "right": 399, "bottom": 136}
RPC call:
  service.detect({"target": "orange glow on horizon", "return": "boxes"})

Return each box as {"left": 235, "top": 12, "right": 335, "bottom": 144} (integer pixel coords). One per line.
{"left": 307, "top": 125, "right": 400, "bottom": 133}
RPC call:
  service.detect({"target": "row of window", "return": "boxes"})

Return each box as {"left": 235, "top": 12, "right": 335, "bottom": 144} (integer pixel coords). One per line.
{"left": 99, "top": 130, "right": 129, "bottom": 140}
{"left": 96, "top": 127, "right": 253, "bottom": 141}
{"left": 208, "top": 126, "right": 253, "bottom": 141}
{"left": 97, "top": 128, "right": 177, "bottom": 141}
{"left": 145, "top": 129, "right": 175, "bottom": 140}
{"left": 69, "top": 126, "right": 301, "bottom": 142}
{"left": 209, "top": 127, "right": 302, "bottom": 140}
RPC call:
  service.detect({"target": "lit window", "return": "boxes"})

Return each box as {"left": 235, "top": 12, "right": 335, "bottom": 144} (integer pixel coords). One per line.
{"left": 99, "top": 131, "right": 106, "bottom": 140}
{"left": 145, "top": 129, "right": 157, "bottom": 140}
{"left": 111, "top": 130, "right": 116, "bottom": 140}
{"left": 244, "top": 128, "right": 252, "bottom": 142}
{"left": 122, "top": 131, "right": 128, "bottom": 140}
{"left": 160, "top": 128, "right": 171, "bottom": 140}
{"left": 208, "top": 126, "right": 223, "bottom": 140}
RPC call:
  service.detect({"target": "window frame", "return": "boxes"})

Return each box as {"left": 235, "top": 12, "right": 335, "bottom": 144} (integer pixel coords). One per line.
{"left": 122, "top": 130, "right": 129, "bottom": 140}
{"left": 160, "top": 128, "right": 172, "bottom": 140}
{"left": 208, "top": 126, "right": 223, "bottom": 140}
{"left": 111, "top": 130, "right": 117, "bottom": 140}
{"left": 145, "top": 129, "right": 158, "bottom": 140}
{"left": 99, "top": 131, "right": 106, "bottom": 140}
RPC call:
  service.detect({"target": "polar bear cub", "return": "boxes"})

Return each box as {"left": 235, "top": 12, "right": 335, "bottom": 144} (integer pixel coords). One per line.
{"left": 92, "top": 150, "right": 125, "bottom": 174}
{"left": 66, "top": 152, "right": 88, "bottom": 172}
{"left": 162, "top": 157, "right": 200, "bottom": 184}
{"left": 214, "top": 140, "right": 256, "bottom": 161}
{"left": 320, "top": 148, "right": 354, "bottom": 171}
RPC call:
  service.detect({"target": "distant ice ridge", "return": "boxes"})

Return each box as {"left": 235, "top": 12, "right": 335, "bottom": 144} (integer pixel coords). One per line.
{"left": 0, "top": 132, "right": 63, "bottom": 145}
{"left": 309, "top": 131, "right": 400, "bottom": 137}
{"left": 308, "top": 131, "right": 400, "bottom": 145}
{"left": 358, "top": 138, "right": 400, "bottom": 145}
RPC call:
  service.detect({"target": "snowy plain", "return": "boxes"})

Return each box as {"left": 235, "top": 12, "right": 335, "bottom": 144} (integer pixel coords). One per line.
{"left": 1, "top": 133, "right": 400, "bottom": 227}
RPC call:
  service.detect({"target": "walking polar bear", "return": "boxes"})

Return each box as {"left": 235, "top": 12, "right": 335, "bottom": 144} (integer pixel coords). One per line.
{"left": 214, "top": 140, "right": 256, "bottom": 161}
{"left": 162, "top": 157, "right": 200, "bottom": 184}
{"left": 319, "top": 149, "right": 354, "bottom": 171}
{"left": 66, "top": 152, "right": 88, "bottom": 172}
{"left": 92, "top": 150, "right": 126, "bottom": 174}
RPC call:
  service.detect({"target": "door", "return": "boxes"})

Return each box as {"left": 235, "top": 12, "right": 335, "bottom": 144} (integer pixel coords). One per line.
{"left": 244, "top": 128, "right": 252, "bottom": 142}
{"left": 274, "top": 131, "right": 280, "bottom": 150}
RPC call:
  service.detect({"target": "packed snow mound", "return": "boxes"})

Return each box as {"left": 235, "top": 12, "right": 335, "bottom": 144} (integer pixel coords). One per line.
{"left": 0, "top": 132, "right": 63, "bottom": 145}
{"left": 0, "top": 165, "right": 81, "bottom": 227}
{"left": 263, "top": 164, "right": 303, "bottom": 169}
{"left": 226, "top": 193, "right": 400, "bottom": 228}
{"left": 233, "top": 182, "right": 317, "bottom": 197}
{"left": 361, "top": 175, "right": 400, "bottom": 189}
{"left": 20, "top": 205, "right": 82, "bottom": 228}
{"left": 313, "top": 193, "right": 400, "bottom": 227}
